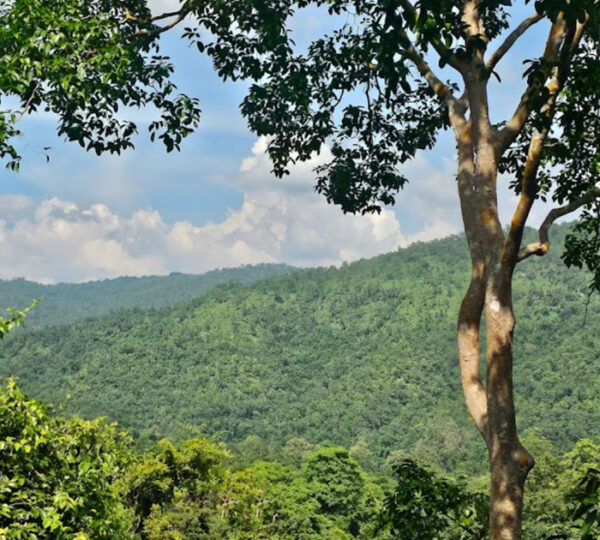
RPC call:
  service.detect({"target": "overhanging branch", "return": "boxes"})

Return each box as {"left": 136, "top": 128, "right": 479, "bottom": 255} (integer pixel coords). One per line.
{"left": 517, "top": 187, "right": 600, "bottom": 262}
{"left": 130, "top": 1, "right": 192, "bottom": 38}
{"left": 503, "top": 17, "right": 589, "bottom": 267}
{"left": 486, "top": 13, "right": 544, "bottom": 73}
{"left": 396, "top": 27, "right": 465, "bottom": 122}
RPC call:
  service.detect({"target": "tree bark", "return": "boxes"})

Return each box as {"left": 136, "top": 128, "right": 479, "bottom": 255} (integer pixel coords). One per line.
{"left": 456, "top": 135, "right": 534, "bottom": 538}
{"left": 485, "top": 274, "right": 534, "bottom": 538}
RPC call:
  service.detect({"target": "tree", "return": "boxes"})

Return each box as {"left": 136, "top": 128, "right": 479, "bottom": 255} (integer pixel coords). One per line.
{"left": 302, "top": 447, "right": 380, "bottom": 536}
{"left": 3, "top": 1, "right": 599, "bottom": 537}
{"left": 379, "top": 458, "right": 488, "bottom": 538}
{"left": 0, "top": 379, "right": 134, "bottom": 537}
{"left": 127, "top": 1, "right": 596, "bottom": 537}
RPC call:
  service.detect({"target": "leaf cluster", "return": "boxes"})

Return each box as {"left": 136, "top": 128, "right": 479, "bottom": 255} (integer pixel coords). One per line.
{"left": 0, "top": 0, "right": 200, "bottom": 169}
{"left": 0, "top": 379, "right": 133, "bottom": 537}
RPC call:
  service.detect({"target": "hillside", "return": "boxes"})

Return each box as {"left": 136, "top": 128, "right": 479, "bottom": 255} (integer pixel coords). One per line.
{"left": 0, "top": 264, "right": 295, "bottom": 328}
{"left": 1, "top": 226, "right": 599, "bottom": 474}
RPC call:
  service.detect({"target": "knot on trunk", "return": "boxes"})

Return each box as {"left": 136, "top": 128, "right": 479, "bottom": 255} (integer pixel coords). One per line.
{"left": 513, "top": 446, "right": 535, "bottom": 480}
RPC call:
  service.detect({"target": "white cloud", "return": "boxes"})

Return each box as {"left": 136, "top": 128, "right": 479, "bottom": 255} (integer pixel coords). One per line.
{"left": 236, "top": 136, "right": 464, "bottom": 239}
{"left": 394, "top": 153, "right": 463, "bottom": 237}
{"left": 0, "top": 195, "right": 35, "bottom": 219}
{"left": 147, "top": 0, "right": 182, "bottom": 14}
{"left": 5, "top": 136, "right": 563, "bottom": 284}
{"left": 236, "top": 136, "right": 334, "bottom": 195}
{"left": 0, "top": 192, "right": 406, "bottom": 282}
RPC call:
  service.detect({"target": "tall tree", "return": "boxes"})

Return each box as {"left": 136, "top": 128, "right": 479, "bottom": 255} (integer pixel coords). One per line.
{"left": 154, "top": 1, "right": 596, "bottom": 537}
{"left": 3, "top": 1, "right": 600, "bottom": 537}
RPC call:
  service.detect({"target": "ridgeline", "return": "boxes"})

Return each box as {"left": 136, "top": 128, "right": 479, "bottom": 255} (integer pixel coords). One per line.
{"left": 1, "top": 225, "right": 598, "bottom": 474}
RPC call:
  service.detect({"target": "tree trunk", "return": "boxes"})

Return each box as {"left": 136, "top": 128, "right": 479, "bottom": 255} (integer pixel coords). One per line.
{"left": 455, "top": 132, "right": 534, "bottom": 538}
{"left": 459, "top": 256, "right": 534, "bottom": 539}
{"left": 485, "top": 276, "right": 534, "bottom": 539}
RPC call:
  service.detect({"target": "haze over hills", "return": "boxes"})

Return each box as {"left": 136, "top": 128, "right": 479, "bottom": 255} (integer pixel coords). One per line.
{"left": 0, "top": 264, "right": 295, "bottom": 328}
{"left": 1, "top": 225, "right": 599, "bottom": 474}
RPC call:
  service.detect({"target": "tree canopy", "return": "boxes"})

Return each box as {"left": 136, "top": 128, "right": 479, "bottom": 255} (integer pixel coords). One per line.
{"left": 0, "top": 0, "right": 200, "bottom": 170}
{"left": 2, "top": 228, "right": 599, "bottom": 477}
{"left": 1, "top": 379, "right": 599, "bottom": 538}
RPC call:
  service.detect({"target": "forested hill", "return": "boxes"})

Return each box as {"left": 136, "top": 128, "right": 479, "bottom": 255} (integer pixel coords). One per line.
{"left": 0, "top": 264, "right": 294, "bottom": 328}
{"left": 1, "top": 225, "right": 599, "bottom": 474}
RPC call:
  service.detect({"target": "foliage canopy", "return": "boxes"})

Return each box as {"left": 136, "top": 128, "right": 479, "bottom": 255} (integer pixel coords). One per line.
{"left": 0, "top": 0, "right": 200, "bottom": 170}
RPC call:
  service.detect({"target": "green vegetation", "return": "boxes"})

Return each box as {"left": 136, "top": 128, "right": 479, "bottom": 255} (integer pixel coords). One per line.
{"left": 0, "top": 301, "right": 37, "bottom": 340}
{"left": 3, "top": 0, "right": 598, "bottom": 533}
{"left": 0, "top": 264, "right": 294, "bottom": 328}
{"left": 1, "top": 0, "right": 200, "bottom": 170}
{"left": 1, "top": 226, "right": 598, "bottom": 478}
{"left": 1, "top": 380, "right": 598, "bottom": 538}
{"left": 0, "top": 380, "right": 132, "bottom": 537}
{"left": 0, "top": 380, "right": 478, "bottom": 539}
{"left": 378, "top": 459, "right": 488, "bottom": 538}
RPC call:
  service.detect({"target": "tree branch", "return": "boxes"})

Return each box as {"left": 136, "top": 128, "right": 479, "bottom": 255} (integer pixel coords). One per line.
{"left": 486, "top": 13, "right": 544, "bottom": 74}
{"left": 517, "top": 187, "right": 600, "bottom": 262}
{"left": 458, "top": 269, "right": 488, "bottom": 439}
{"left": 19, "top": 81, "right": 41, "bottom": 118}
{"left": 396, "top": 27, "right": 465, "bottom": 121}
{"left": 462, "top": 0, "right": 486, "bottom": 41}
{"left": 135, "top": 12, "right": 190, "bottom": 38}
{"left": 149, "top": 9, "right": 187, "bottom": 23}
{"left": 131, "top": 1, "right": 192, "bottom": 38}
{"left": 503, "top": 18, "right": 589, "bottom": 267}
{"left": 496, "top": 17, "right": 567, "bottom": 155}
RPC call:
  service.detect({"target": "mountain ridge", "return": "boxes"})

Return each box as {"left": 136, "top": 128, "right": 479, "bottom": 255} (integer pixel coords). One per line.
{"left": 0, "top": 263, "right": 296, "bottom": 328}
{"left": 1, "top": 225, "right": 598, "bottom": 474}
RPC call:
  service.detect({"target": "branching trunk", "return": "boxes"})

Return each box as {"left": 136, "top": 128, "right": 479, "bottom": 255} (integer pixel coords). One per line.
{"left": 399, "top": 2, "right": 594, "bottom": 537}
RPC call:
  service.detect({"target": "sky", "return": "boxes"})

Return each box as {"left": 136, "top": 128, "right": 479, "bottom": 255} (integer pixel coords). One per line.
{"left": 0, "top": 1, "right": 556, "bottom": 283}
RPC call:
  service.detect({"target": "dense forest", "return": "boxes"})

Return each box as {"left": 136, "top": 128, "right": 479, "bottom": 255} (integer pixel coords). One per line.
{"left": 1, "top": 225, "right": 599, "bottom": 482}
{"left": 1, "top": 379, "right": 599, "bottom": 538}
{"left": 0, "top": 264, "right": 294, "bottom": 328}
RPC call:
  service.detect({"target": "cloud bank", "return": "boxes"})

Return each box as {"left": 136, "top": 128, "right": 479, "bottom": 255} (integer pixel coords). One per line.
{"left": 0, "top": 137, "right": 469, "bottom": 283}
{"left": 0, "top": 192, "right": 405, "bottom": 283}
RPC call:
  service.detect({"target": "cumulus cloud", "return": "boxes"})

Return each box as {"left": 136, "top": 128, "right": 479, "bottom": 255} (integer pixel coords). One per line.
{"left": 6, "top": 135, "right": 558, "bottom": 283}
{"left": 0, "top": 195, "right": 35, "bottom": 220}
{"left": 236, "top": 136, "right": 334, "bottom": 195}
{"left": 0, "top": 192, "right": 406, "bottom": 283}
{"left": 237, "top": 136, "right": 462, "bottom": 240}
{"left": 147, "top": 0, "right": 182, "bottom": 14}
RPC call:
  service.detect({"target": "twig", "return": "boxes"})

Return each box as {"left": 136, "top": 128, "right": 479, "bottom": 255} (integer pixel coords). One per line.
{"left": 487, "top": 13, "right": 543, "bottom": 73}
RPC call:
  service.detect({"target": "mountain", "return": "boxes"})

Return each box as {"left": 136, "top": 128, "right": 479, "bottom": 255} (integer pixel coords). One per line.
{"left": 1, "top": 225, "right": 598, "bottom": 474}
{"left": 0, "top": 264, "right": 295, "bottom": 328}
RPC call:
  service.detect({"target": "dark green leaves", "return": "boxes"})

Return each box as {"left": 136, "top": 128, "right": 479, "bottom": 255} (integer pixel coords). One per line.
{"left": 531, "top": 0, "right": 595, "bottom": 25}
{"left": 378, "top": 459, "right": 489, "bottom": 538}
{"left": 563, "top": 209, "right": 600, "bottom": 292}
{"left": 570, "top": 466, "right": 600, "bottom": 539}
{"left": 207, "top": 1, "right": 451, "bottom": 214}
{"left": 0, "top": 0, "right": 200, "bottom": 168}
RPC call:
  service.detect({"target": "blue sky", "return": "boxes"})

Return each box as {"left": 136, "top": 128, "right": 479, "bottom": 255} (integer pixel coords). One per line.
{"left": 0, "top": 1, "right": 555, "bottom": 283}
